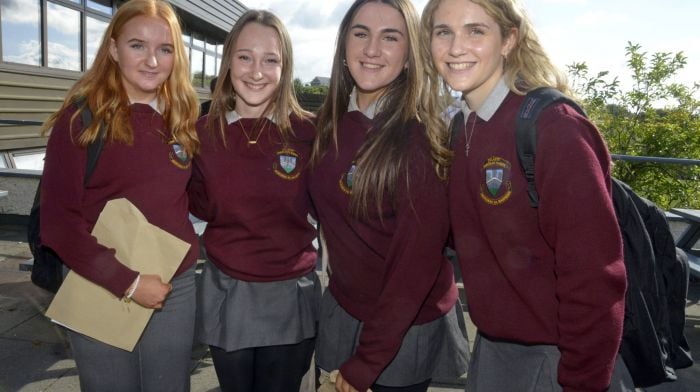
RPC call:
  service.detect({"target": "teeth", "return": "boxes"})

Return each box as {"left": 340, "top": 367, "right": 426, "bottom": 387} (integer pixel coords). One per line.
{"left": 362, "top": 63, "right": 381, "bottom": 69}
{"left": 246, "top": 83, "right": 265, "bottom": 90}
{"left": 449, "top": 63, "right": 472, "bottom": 70}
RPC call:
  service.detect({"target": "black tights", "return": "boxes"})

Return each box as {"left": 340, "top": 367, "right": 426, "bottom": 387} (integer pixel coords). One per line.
{"left": 209, "top": 338, "right": 315, "bottom": 392}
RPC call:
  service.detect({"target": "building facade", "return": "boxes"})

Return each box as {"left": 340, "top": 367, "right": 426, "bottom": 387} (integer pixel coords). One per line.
{"left": 0, "top": 0, "right": 246, "bottom": 169}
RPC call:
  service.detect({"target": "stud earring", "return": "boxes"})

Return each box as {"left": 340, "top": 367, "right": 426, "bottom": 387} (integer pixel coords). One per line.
{"left": 342, "top": 58, "right": 348, "bottom": 67}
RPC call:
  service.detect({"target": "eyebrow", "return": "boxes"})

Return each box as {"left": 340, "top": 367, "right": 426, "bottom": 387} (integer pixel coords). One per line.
{"left": 234, "top": 48, "right": 280, "bottom": 57}
{"left": 350, "top": 23, "right": 405, "bottom": 36}
{"left": 432, "top": 22, "right": 490, "bottom": 31}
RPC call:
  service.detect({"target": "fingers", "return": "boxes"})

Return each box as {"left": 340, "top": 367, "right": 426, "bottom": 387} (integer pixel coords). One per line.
{"left": 130, "top": 275, "right": 172, "bottom": 309}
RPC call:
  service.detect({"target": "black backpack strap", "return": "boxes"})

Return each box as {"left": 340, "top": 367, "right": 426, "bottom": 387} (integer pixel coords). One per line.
{"left": 449, "top": 111, "right": 465, "bottom": 149}
{"left": 77, "top": 100, "right": 105, "bottom": 186}
{"left": 515, "top": 87, "right": 586, "bottom": 208}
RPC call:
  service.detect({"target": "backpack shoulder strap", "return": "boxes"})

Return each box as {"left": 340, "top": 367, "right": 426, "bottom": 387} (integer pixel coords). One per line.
{"left": 449, "top": 111, "right": 465, "bottom": 149}
{"left": 76, "top": 98, "right": 105, "bottom": 186}
{"left": 515, "top": 87, "right": 586, "bottom": 208}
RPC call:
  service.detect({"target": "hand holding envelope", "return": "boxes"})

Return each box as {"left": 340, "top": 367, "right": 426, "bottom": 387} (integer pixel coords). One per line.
{"left": 45, "top": 198, "right": 191, "bottom": 352}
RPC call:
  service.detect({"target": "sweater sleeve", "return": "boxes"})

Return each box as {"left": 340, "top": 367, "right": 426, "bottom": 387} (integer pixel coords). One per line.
{"left": 339, "top": 135, "right": 451, "bottom": 391}
{"left": 536, "top": 105, "right": 627, "bottom": 391}
{"left": 40, "top": 107, "right": 138, "bottom": 297}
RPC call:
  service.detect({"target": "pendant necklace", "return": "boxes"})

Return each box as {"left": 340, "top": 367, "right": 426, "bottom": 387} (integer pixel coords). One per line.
{"left": 239, "top": 119, "right": 266, "bottom": 145}
{"left": 464, "top": 113, "right": 477, "bottom": 157}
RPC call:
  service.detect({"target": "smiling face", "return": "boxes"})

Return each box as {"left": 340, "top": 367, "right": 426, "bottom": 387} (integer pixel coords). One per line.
{"left": 230, "top": 22, "right": 282, "bottom": 118}
{"left": 344, "top": 2, "right": 409, "bottom": 111}
{"left": 109, "top": 15, "right": 174, "bottom": 104}
{"left": 430, "top": 0, "right": 515, "bottom": 109}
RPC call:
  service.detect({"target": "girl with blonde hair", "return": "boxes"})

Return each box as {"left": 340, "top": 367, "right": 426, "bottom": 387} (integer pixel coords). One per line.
{"left": 40, "top": 0, "right": 200, "bottom": 390}
{"left": 310, "top": 1, "right": 468, "bottom": 391}
{"left": 187, "top": 9, "right": 319, "bottom": 392}
{"left": 421, "top": 0, "right": 634, "bottom": 390}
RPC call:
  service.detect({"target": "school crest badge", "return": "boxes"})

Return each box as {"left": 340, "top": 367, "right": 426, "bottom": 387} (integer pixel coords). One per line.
{"left": 273, "top": 148, "right": 300, "bottom": 180}
{"left": 339, "top": 163, "right": 356, "bottom": 195}
{"left": 480, "top": 156, "right": 512, "bottom": 205}
{"left": 168, "top": 139, "right": 191, "bottom": 169}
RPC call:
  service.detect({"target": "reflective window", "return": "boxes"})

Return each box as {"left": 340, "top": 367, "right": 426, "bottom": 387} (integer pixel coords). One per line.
{"left": 47, "top": 2, "right": 81, "bottom": 71}
{"left": 86, "top": 16, "right": 108, "bottom": 68}
{"left": 192, "top": 36, "right": 204, "bottom": 50}
{"left": 1, "top": 0, "right": 41, "bottom": 66}
{"left": 11, "top": 150, "right": 46, "bottom": 171}
{"left": 87, "top": 0, "right": 112, "bottom": 15}
{"left": 0, "top": 153, "right": 8, "bottom": 168}
{"left": 191, "top": 48, "right": 204, "bottom": 88}
{"left": 205, "top": 53, "right": 216, "bottom": 90}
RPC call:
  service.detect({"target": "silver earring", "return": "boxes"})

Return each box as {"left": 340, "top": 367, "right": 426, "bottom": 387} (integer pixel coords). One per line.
{"left": 342, "top": 58, "right": 348, "bottom": 67}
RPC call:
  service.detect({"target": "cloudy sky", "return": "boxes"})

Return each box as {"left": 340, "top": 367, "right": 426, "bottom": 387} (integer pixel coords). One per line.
{"left": 240, "top": 0, "right": 699, "bottom": 97}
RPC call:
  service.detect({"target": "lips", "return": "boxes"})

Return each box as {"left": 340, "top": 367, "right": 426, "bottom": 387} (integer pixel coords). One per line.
{"left": 244, "top": 82, "right": 267, "bottom": 90}
{"left": 448, "top": 62, "right": 475, "bottom": 71}
{"left": 360, "top": 61, "right": 383, "bottom": 70}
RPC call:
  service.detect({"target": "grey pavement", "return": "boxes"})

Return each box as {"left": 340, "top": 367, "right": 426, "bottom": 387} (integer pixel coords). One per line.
{"left": 1, "top": 223, "right": 699, "bottom": 391}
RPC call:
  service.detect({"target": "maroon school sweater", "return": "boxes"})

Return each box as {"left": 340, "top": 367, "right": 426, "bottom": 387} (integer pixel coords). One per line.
{"left": 41, "top": 103, "right": 199, "bottom": 297}
{"left": 449, "top": 91, "right": 626, "bottom": 391}
{"left": 309, "top": 111, "right": 458, "bottom": 391}
{"left": 188, "top": 115, "right": 317, "bottom": 281}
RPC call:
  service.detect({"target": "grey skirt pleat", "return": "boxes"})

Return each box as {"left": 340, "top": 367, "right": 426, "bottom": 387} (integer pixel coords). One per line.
{"left": 196, "top": 261, "right": 321, "bottom": 352}
{"left": 315, "top": 290, "right": 469, "bottom": 387}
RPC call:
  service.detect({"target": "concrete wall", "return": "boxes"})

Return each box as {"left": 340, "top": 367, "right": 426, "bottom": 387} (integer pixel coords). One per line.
{"left": 0, "top": 169, "right": 40, "bottom": 216}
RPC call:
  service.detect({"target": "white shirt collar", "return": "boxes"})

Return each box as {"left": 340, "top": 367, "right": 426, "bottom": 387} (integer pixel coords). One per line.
{"left": 348, "top": 87, "right": 379, "bottom": 119}
{"left": 225, "top": 110, "right": 277, "bottom": 125}
{"left": 459, "top": 78, "right": 510, "bottom": 123}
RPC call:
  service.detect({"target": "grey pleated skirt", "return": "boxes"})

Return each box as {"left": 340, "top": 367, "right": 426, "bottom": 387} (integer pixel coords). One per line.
{"left": 196, "top": 261, "right": 321, "bottom": 351}
{"left": 315, "top": 290, "right": 469, "bottom": 387}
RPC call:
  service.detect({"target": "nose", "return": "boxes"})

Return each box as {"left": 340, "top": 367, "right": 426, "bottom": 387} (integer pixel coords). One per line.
{"left": 364, "top": 36, "right": 380, "bottom": 58}
{"left": 448, "top": 32, "right": 467, "bottom": 58}
{"left": 145, "top": 49, "right": 158, "bottom": 68}
{"left": 251, "top": 62, "right": 263, "bottom": 80}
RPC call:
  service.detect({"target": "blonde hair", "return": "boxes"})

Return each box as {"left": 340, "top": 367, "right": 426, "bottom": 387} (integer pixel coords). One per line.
{"left": 420, "top": 0, "right": 572, "bottom": 172}
{"left": 41, "top": 0, "right": 199, "bottom": 156}
{"left": 206, "top": 10, "right": 310, "bottom": 145}
{"left": 312, "top": 0, "right": 424, "bottom": 219}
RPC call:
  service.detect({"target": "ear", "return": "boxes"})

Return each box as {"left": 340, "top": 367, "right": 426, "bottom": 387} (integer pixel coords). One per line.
{"left": 109, "top": 37, "right": 119, "bottom": 63}
{"left": 502, "top": 27, "right": 518, "bottom": 57}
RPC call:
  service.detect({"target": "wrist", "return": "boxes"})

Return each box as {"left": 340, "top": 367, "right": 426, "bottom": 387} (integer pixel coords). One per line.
{"left": 124, "top": 274, "right": 140, "bottom": 302}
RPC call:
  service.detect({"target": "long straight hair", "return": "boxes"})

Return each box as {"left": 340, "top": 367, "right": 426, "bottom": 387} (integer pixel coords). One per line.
{"left": 206, "top": 10, "right": 310, "bottom": 145}
{"left": 420, "top": 0, "right": 572, "bottom": 172}
{"left": 312, "top": 0, "right": 423, "bottom": 219}
{"left": 41, "top": 0, "right": 199, "bottom": 156}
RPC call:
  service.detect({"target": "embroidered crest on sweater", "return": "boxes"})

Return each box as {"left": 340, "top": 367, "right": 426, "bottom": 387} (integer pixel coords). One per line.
{"left": 273, "top": 148, "right": 301, "bottom": 180}
{"left": 480, "top": 156, "right": 512, "bottom": 205}
{"left": 339, "top": 163, "right": 356, "bottom": 195}
{"left": 168, "top": 140, "right": 191, "bottom": 169}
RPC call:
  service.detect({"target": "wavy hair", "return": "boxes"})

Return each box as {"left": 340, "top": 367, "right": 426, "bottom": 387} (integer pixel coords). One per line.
{"left": 420, "top": 0, "right": 572, "bottom": 172}
{"left": 206, "top": 10, "right": 310, "bottom": 145}
{"left": 312, "top": 0, "right": 423, "bottom": 219}
{"left": 41, "top": 0, "right": 199, "bottom": 156}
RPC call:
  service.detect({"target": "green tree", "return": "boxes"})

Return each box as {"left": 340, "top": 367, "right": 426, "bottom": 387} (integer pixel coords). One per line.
{"left": 568, "top": 43, "right": 700, "bottom": 209}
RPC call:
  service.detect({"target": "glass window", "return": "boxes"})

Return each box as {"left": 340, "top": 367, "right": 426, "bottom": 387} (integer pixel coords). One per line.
{"left": 11, "top": 150, "right": 46, "bottom": 171}
{"left": 86, "top": 16, "right": 108, "bottom": 68}
{"left": 205, "top": 52, "right": 216, "bottom": 90}
{"left": 0, "top": 153, "right": 8, "bottom": 168}
{"left": 191, "top": 48, "right": 203, "bottom": 88}
{"left": 192, "top": 36, "right": 204, "bottom": 50}
{"left": 87, "top": 0, "right": 112, "bottom": 15}
{"left": 1, "top": 0, "right": 41, "bottom": 66}
{"left": 182, "top": 31, "right": 190, "bottom": 46}
{"left": 47, "top": 2, "right": 81, "bottom": 71}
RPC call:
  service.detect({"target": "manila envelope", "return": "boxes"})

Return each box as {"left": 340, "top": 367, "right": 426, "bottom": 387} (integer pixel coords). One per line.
{"left": 45, "top": 198, "right": 191, "bottom": 351}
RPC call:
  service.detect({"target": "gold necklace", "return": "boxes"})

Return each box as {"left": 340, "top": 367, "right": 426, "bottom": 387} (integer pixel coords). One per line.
{"left": 464, "top": 113, "right": 477, "bottom": 157}
{"left": 239, "top": 119, "right": 266, "bottom": 145}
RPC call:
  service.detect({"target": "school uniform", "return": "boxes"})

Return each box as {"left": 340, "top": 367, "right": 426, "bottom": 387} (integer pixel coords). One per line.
{"left": 41, "top": 101, "right": 199, "bottom": 391}
{"left": 449, "top": 79, "right": 634, "bottom": 391}
{"left": 309, "top": 92, "right": 468, "bottom": 392}
{"left": 188, "top": 112, "right": 319, "bottom": 392}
